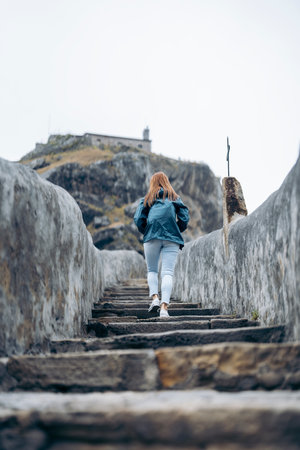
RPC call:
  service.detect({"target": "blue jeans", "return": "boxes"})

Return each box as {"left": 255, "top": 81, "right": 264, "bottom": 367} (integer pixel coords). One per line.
{"left": 143, "top": 239, "right": 180, "bottom": 304}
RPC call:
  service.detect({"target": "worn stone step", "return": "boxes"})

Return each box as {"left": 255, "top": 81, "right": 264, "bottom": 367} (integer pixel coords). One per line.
{"left": 100, "top": 297, "right": 149, "bottom": 302}
{"left": 138, "top": 314, "right": 242, "bottom": 322}
{"left": 89, "top": 315, "right": 240, "bottom": 325}
{"left": 99, "top": 298, "right": 183, "bottom": 304}
{"left": 48, "top": 444, "right": 200, "bottom": 450}
{"left": 94, "top": 302, "right": 202, "bottom": 309}
{"left": 103, "top": 291, "right": 149, "bottom": 296}
{"left": 0, "top": 391, "right": 299, "bottom": 449}
{"left": 87, "top": 319, "right": 257, "bottom": 337}
{"left": 92, "top": 307, "right": 220, "bottom": 319}
{"left": 87, "top": 320, "right": 210, "bottom": 337}
{"left": 1, "top": 349, "right": 160, "bottom": 392}
{"left": 104, "top": 285, "right": 148, "bottom": 291}
{"left": 155, "top": 341, "right": 300, "bottom": 391}
{"left": 51, "top": 325, "right": 285, "bottom": 353}
{"left": 2, "top": 342, "right": 299, "bottom": 393}
{"left": 210, "top": 318, "right": 259, "bottom": 328}
{"left": 88, "top": 315, "right": 247, "bottom": 326}
{"left": 90, "top": 316, "right": 138, "bottom": 324}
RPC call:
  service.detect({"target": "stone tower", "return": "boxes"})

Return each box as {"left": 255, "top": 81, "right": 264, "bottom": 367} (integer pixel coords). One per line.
{"left": 143, "top": 127, "right": 150, "bottom": 141}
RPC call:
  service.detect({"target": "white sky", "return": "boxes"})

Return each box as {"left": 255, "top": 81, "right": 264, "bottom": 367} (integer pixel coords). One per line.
{"left": 0, "top": 0, "right": 299, "bottom": 213}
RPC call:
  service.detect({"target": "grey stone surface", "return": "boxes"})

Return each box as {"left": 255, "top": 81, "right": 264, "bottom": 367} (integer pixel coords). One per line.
{"left": 23, "top": 157, "right": 49, "bottom": 170}
{"left": 0, "top": 358, "right": 17, "bottom": 391}
{"left": 50, "top": 325, "right": 285, "bottom": 353}
{"left": 4, "top": 349, "right": 159, "bottom": 392}
{"left": 138, "top": 314, "right": 239, "bottom": 322}
{"left": 99, "top": 250, "right": 147, "bottom": 288}
{"left": 88, "top": 319, "right": 254, "bottom": 337}
{"left": 104, "top": 320, "right": 211, "bottom": 335}
{"left": 0, "top": 158, "right": 102, "bottom": 357}
{"left": 1, "top": 343, "right": 300, "bottom": 393}
{"left": 94, "top": 215, "right": 110, "bottom": 228}
{"left": 0, "top": 391, "right": 299, "bottom": 448}
{"left": 94, "top": 302, "right": 202, "bottom": 309}
{"left": 90, "top": 317, "right": 138, "bottom": 324}
{"left": 48, "top": 444, "right": 201, "bottom": 450}
{"left": 210, "top": 318, "right": 257, "bottom": 328}
{"left": 92, "top": 307, "right": 220, "bottom": 319}
{"left": 173, "top": 154, "right": 300, "bottom": 340}
{"left": 156, "top": 342, "right": 300, "bottom": 391}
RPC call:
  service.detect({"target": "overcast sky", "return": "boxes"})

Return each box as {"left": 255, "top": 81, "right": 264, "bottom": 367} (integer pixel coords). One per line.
{"left": 0, "top": 0, "right": 299, "bottom": 212}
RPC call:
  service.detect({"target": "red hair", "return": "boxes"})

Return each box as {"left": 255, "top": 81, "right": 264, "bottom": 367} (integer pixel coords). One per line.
{"left": 144, "top": 172, "right": 179, "bottom": 206}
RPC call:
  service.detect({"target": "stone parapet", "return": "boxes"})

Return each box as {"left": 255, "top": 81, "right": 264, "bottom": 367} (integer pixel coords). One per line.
{"left": 0, "top": 158, "right": 103, "bottom": 356}
{"left": 173, "top": 155, "right": 300, "bottom": 340}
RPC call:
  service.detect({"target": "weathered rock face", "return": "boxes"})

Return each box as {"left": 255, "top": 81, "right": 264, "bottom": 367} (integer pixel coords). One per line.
{"left": 0, "top": 158, "right": 103, "bottom": 356}
{"left": 20, "top": 134, "right": 88, "bottom": 161}
{"left": 21, "top": 135, "right": 223, "bottom": 252}
{"left": 173, "top": 154, "right": 300, "bottom": 341}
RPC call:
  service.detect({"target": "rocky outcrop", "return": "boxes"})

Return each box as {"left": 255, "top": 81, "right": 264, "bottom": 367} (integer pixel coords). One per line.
{"left": 173, "top": 154, "right": 300, "bottom": 341}
{"left": 20, "top": 134, "right": 88, "bottom": 161}
{"left": 21, "top": 135, "right": 223, "bottom": 252}
{"left": 0, "top": 157, "right": 102, "bottom": 356}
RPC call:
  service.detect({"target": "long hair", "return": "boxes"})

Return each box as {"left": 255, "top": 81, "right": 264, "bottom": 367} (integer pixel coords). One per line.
{"left": 144, "top": 172, "right": 179, "bottom": 206}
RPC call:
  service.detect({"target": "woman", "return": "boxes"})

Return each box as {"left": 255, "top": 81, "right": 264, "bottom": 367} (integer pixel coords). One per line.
{"left": 134, "top": 172, "right": 189, "bottom": 318}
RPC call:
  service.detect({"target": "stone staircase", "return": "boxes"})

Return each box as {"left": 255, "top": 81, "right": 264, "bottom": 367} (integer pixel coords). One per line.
{"left": 1, "top": 279, "right": 300, "bottom": 449}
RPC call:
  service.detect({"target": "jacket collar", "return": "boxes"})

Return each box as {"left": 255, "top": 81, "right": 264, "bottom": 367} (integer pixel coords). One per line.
{"left": 158, "top": 187, "right": 164, "bottom": 198}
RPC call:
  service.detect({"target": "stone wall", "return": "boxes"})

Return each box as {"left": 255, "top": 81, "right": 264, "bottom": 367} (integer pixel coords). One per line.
{"left": 84, "top": 133, "right": 151, "bottom": 152}
{"left": 173, "top": 154, "right": 300, "bottom": 341}
{"left": 0, "top": 158, "right": 148, "bottom": 356}
{"left": 0, "top": 158, "right": 103, "bottom": 356}
{"left": 100, "top": 250, "right": 147, "bottom": 288}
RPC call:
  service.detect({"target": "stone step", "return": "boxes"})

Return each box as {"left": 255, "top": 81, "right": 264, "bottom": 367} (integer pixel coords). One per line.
{"left": 102, "top": 289, "right": 149, "bottom": 294}
{"left": 0, "top": 390, "right": 299, "bottom": 448}
{"left": 87, "top": 319, "right": 257, "bottom": 337}
{"left": 92, "top": 307, "right": 220, "bottom": 319}
{"left": 94, "top": 302, "right": 202, "bottom": 309}
{"left": 104, "top": 284, "right": 148, "bottom": 290}
{"left": 155, "top": 342, "right": 300, "bottom": 391}
{"left": 51, "top": 325, "right": 285, "bottom": 353}
{"left": 91, "top": 316, "right": 139, "bottom": 324}
{"left": 87, "top": 314, "right": 243, "bottom": 326}
{"left": 87, "top": 320, "right": 210, "bottom": 337}
{"left": 2, "top": 349, "right": 160, "bottom": 392}
{"left": 105, "top": 297, "right": 150, "bottom": 300}
{"left": 138, "top": 314, "right": 242, "bottom": 322}
{"left": 2, "top": 342, "right": 298, "bottom": 393}
{"left": 99, "top": 298, "right": 184, "bottom": 304}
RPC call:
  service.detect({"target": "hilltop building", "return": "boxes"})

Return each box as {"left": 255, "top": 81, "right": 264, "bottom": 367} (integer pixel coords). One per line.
{"left": 84, "top": 127, "right": 151, "bottom": 152}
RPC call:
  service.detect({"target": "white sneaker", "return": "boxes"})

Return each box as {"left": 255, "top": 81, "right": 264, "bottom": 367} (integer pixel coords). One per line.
{"left": 148, "top": 297, "right": 160, "bottom": 313}
{"left": 160, "top": 308, "right": 169, "bottom": 318}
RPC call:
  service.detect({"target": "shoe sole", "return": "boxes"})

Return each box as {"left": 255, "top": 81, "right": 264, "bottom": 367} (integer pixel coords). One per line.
{"left": 148, "top": 305, "right": 160, "bottom": 313}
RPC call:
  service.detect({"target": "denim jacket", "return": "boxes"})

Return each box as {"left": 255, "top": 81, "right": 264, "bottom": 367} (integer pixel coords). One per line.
{"left": 134, "top": 188, "right": 189, "bottom": 249}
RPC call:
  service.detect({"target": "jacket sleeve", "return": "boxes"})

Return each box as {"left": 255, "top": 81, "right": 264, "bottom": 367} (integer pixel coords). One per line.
{"left": 134, "top": 198, "right": 150, "bottom": 234}
{"left": 174, "top": 197, "right": 189, "bottom": 232}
